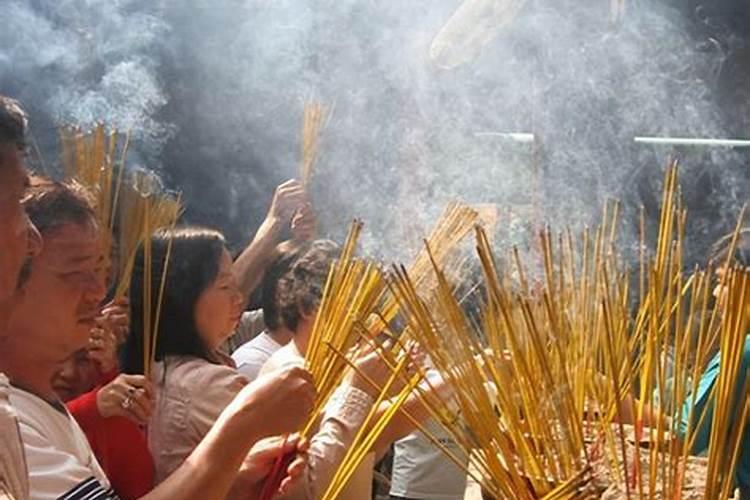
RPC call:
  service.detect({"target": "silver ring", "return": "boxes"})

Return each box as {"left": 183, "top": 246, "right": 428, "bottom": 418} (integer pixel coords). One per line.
{"left": 122, "top": 397, "right": 132, "bottom": 409}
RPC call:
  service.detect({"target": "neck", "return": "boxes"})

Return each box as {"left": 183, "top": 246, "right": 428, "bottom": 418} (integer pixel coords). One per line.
{"left": 292, "top": 322, "right": 312, "bottom": 358}
{"left": 267, "top": 326, "right": 294, "bottom": 346}
{"left": 0, "top": 332, "right": 58, "bottom": 401}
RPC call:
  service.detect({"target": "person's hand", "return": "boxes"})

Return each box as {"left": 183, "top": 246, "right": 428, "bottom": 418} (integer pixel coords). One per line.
{"left": 87, "top": 328, "right": 119, "bottom": 374}
{"left": 239, "top": 434, "right": 309, "bottom": 497}
{"left": 96, "top": 374, "right": 154, "bottom": 425}
{"left": 234, "top": 365, "right": 316, "bottom": 438}
{"left": 291, "top": 203, "right": 316, "bottom": 242}
{"left": 97, "top": 298, "right": 130, "bottom": 345}
{"left": 267, "top": 180, "right": 307, "bottom": 227}
{"left": 347, "top": 345, "right": 394, "bottom": 398}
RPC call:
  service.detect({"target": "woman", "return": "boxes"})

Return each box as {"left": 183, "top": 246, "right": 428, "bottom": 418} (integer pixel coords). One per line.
{"left": 619, "top": 229, "right": 750, "bottom": 498}
{"left": 122, "top": 227, "right": 248, "bottom": 483}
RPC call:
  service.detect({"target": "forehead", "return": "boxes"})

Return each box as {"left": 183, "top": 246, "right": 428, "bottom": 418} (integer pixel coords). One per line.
{"left": 39, "top": 223, "right": 102, "bottom": 264}
{"left": 0, "top": 147, "right": 26, "bottom": 202}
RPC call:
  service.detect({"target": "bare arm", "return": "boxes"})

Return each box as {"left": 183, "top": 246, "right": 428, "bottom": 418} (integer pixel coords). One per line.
{"left": 233, "top": 180, "right": 307, "bottom": 299}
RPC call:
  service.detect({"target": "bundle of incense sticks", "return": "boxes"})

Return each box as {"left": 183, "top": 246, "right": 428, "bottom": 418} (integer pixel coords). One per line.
{"left": 389, "top": 162, "right": 750, "bottom": 499}
{"left": 60, "top": 124, "right": 130, "bottom": 260}
{"left": 300, "top": 101, "right": 328, "bottom": 187}
{"left": 115, "top": 171, "right": 182, "bottom": 377}
{"left": 319, "top": 346, "right": 423, "bottom": 500}
{"left": 374, "top": 200, "right": 479, "bottom": 332}
{"left": 300, "top": 219, "right": 390, "bottom": 436}
{"left": 114, "top": 171, "right": 182, "bottom": 301}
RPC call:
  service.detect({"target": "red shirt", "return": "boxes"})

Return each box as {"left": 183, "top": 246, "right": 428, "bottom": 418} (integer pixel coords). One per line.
{"left": 66, "top": 383, "right": 155, "bottom": 500}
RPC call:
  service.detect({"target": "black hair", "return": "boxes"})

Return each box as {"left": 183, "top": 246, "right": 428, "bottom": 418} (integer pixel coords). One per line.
{"left": 121, "top": 226, "right": 226, "bottom": 374}
{"left": 260, "top": 241, "right": 307, "bottom": 331}
{"left": 0, "top": 96, "right": 27, "bottom": 153}
{"left": 276, "top": 239, "right": 340, "bottom": 333}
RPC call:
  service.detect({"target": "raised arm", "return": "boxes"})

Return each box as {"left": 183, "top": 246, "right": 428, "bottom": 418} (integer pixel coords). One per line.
{"left": 233, "top": 180, "right": 307, "bottom": 300}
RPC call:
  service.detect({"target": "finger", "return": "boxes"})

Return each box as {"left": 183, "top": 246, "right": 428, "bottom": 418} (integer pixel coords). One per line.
{"left": 130, "top": 392, "right": 152, "bottom": 421}
{"left": 277, "top": 179, "right": 300, "bottom": 190}
{"left": 121, "top": 374, "right": 149, "bottom": 389}
{"left": 281, "top": 434, "right": 300, "bottom": 453}
{"left": 288, "top": 366, "right": 314, "bottom": 384}
{"left": 279, "top": 456, "right": 307, "bottom": 494}
{"left": 296, "top": 437, "right": 310, "bottom": 453}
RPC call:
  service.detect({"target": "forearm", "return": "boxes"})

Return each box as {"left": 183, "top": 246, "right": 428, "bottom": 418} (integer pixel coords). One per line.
{"left": 141, "top": 405, "right": 264, "bottom": 500}
{"left": 372, "top": 393, "right": 431, "bottom": 459}
{"left": 233, "top": 218, "right": 282, "bottom": 299}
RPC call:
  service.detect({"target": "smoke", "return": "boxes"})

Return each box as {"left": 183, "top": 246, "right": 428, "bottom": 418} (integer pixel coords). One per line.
{"left": 0, "top": 0, "right": 173, "bottom": 163}
{"left": 2, "top": 0, "right": 749, "bottom": 267}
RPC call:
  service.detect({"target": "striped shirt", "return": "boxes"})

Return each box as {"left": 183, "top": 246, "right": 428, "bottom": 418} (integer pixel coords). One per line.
{"left": 8, "top": 386, "right": 117, "bottom": 500}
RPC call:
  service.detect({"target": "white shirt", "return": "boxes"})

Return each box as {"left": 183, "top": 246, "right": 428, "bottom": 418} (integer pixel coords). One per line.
{"left": 8, "top": 386, "right": 114, "bottom": 500}
{"left": 0, "top": 374, "right": 28, "bottom": 500}
{"left": 390, "top": 419, "right": 468, "bottom": 500}
{"left": 222, "top": 310, "right": 266, "bottom": 354}
{"left": 231, "top": 331, "right": 284, "bottom": 381}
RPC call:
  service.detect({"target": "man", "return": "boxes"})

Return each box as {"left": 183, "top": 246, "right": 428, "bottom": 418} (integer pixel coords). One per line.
{"left": 225, "top": 185, "right": 314, "bottom": 354}
{"left": 1, "top": 178, "right": 316, "bottom": 499}
{"left": 232, "top": 241, "right": 305, "bottom": 380}
{"left": 0, "top": 95, "right": 42, "bottom": 500}
{"left": 0, "top": 96, "right": 42, "bottom": 329}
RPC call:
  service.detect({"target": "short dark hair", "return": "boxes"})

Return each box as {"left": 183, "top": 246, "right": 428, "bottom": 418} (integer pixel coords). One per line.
{"left": 0, "top": 96, "right": 27, "bottom": 152}
{"left": 121, "top": 226, "right": 226, "bottom": 374}
{"left": 276, "top": 239, "right": 340, "bottom": 333}
{"left": 22, "top": 177, "right": 97, "bottom": 236}
{"left": 260, "top": 241, "right": 307, "bottom": 331}
{"left": 710, "top": 228, "right": 750, "bottom": 267}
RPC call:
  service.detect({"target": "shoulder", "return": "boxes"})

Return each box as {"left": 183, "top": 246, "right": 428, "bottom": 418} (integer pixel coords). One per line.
{"left": 160, "top": 356, "right": 247, "bottom": 389}
{"left": 259, "top": 343, "right": 304, "bottom": 376}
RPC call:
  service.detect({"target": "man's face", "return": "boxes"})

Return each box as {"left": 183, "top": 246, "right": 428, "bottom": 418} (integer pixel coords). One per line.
{"left": 9, "top": 221, "right": 106, "bottom": 362}
{"left": 0, "top": 145, "right": 41, "bottom": 303}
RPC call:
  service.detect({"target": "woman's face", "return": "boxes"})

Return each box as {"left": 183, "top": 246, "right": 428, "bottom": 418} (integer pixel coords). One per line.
{"left": 194, "top": 248, "right": 243, "bottom": 350}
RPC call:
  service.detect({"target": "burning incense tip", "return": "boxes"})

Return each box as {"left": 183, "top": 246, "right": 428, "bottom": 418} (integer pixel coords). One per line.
{"left": 634, "top": 136, "right": 750, "bottom": 147}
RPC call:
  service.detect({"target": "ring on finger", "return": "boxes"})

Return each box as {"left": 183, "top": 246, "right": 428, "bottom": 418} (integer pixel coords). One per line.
{"left": 122, "top": 396, "right": 133, "bottom": 410}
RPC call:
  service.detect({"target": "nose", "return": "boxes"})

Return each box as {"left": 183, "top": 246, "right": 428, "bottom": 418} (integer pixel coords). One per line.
{"left": 25, "top": 215, "right": 42, "bottom": 258}
{"left": 84, "top": 271, "right": 108, "bottom": 306}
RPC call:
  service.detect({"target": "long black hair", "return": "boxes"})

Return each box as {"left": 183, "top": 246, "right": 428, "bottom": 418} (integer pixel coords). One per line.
{"left": 121, "top": 226, "right": 226, "bottom": 374}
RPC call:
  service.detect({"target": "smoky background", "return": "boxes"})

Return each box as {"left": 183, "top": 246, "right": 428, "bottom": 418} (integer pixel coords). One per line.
{"left": 2, "top": 0, "right": 749, "bottom": 270}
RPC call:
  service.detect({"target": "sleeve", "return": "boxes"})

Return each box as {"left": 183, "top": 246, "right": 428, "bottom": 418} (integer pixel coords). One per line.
{"left": 187, "top": 366, "right": 248, "bottom": 440}
{"left": 677, "top": 344, "right": 750, "bottom": 455}
{"left": 277, "top": 384, "right": 374, "bottom": 500}
{"left": 18, "top": 421, "right": 117, "bottom": 500}
{"left": 678, "top": 363, "right": 717, "bottom": 454}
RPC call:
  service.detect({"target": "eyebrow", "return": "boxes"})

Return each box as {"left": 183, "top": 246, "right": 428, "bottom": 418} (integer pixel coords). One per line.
{"left": 65, "top": 254, "right": 102, "bottom": 266}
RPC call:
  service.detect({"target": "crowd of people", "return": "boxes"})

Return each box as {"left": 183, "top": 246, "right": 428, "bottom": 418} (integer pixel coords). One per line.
{"left": 0, "top": 95, "right": 469, "bottom": 500}
{"left": 0, "top": 92, "right": 749, "bottom": 500}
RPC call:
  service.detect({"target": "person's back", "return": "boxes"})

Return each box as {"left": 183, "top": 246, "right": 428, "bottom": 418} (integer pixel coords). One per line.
{"left": 233, "top": 331, "right": 285, "bottom": 381}
{"left": 389, "top": 421, "right": 468, "bottom": 500}
{"left": 679, "top": 334, "right": 750, "bottom": 496}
